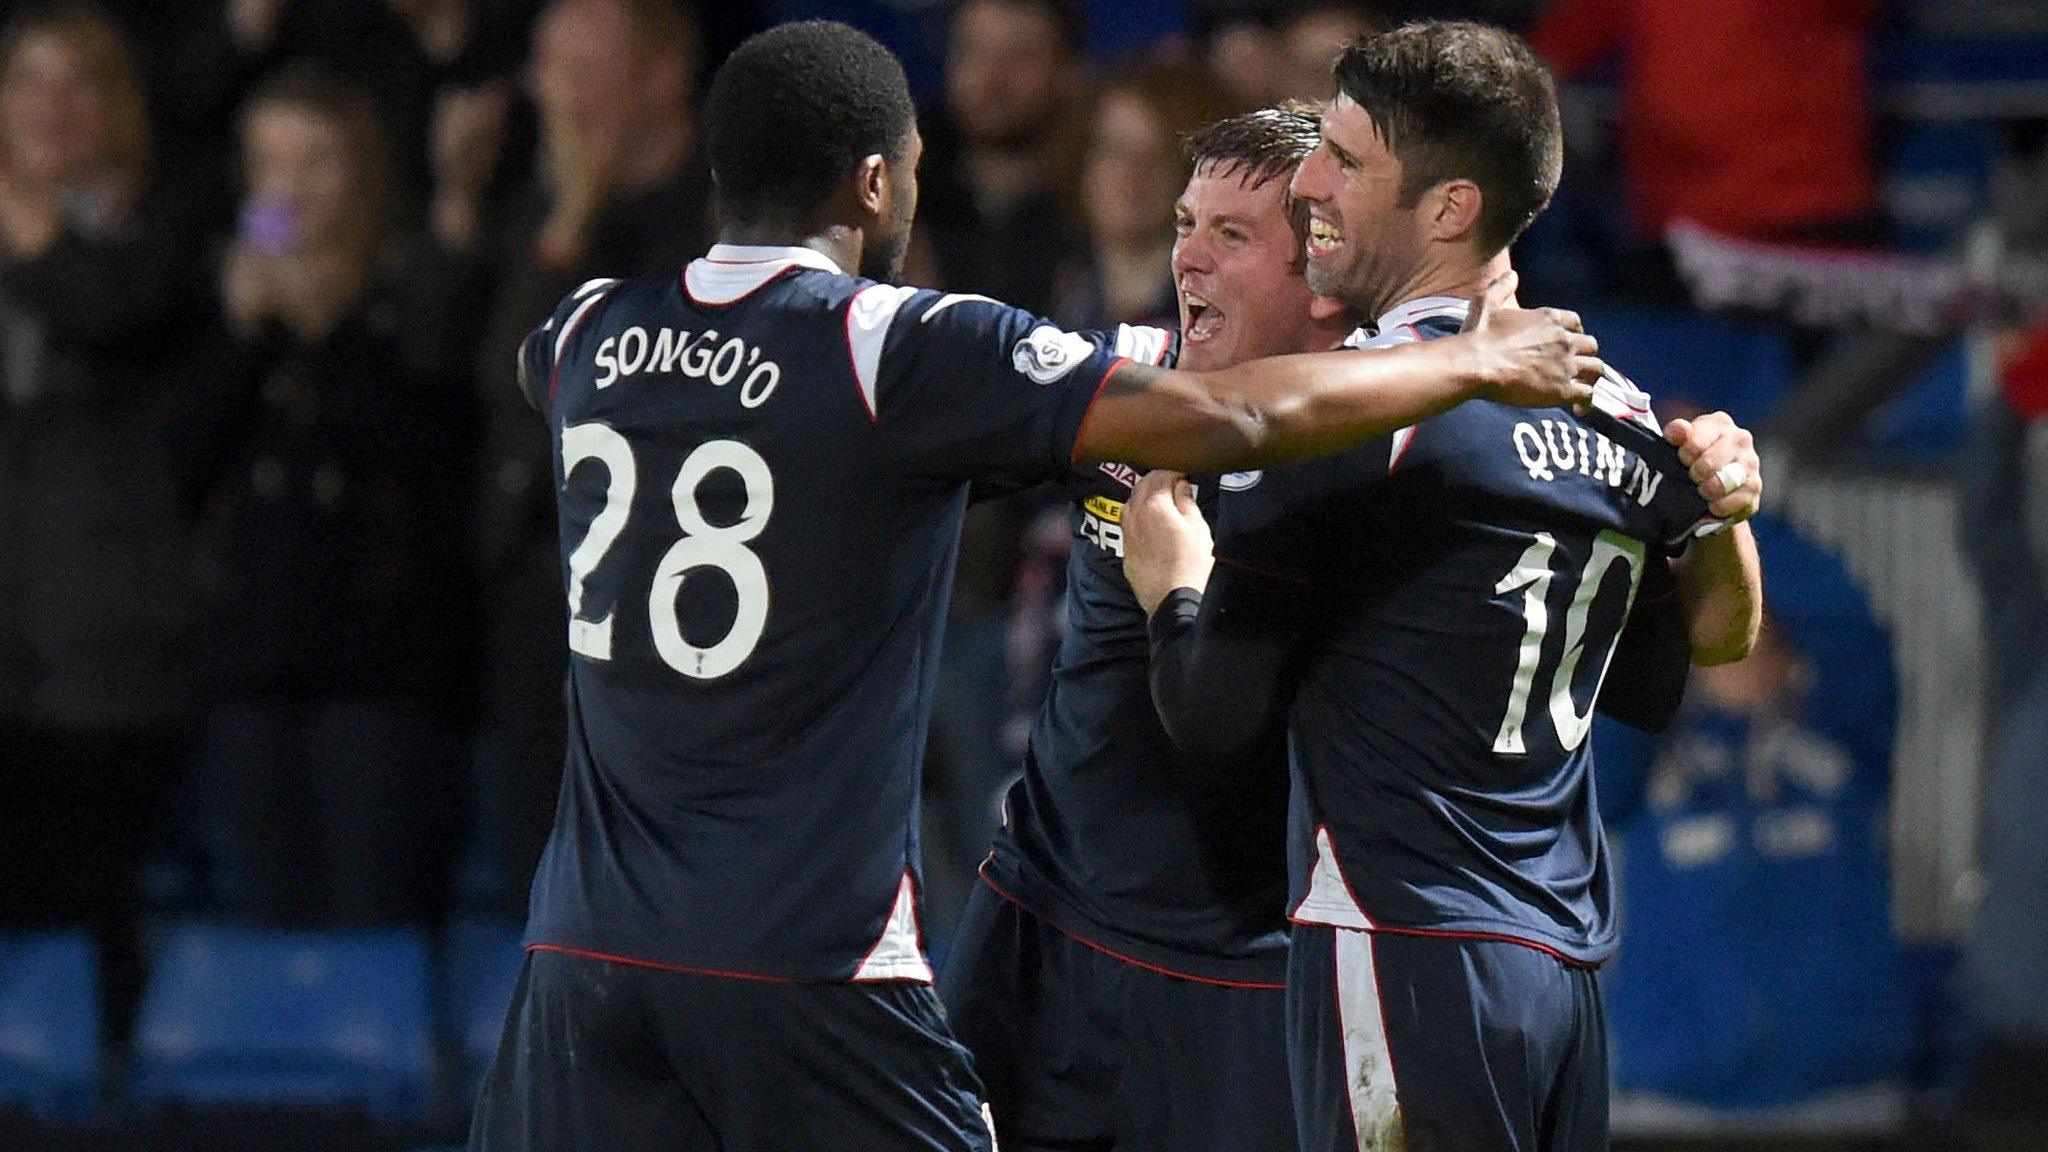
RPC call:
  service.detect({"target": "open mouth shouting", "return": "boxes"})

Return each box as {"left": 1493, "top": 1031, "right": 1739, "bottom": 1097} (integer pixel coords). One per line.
{"left": 1182, "top": 288, "right": 1224, "bottom": 345}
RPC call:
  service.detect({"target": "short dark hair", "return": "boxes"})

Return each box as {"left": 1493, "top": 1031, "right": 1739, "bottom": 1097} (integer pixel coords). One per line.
{"left": 1183, "top": 99, "right": 1322, "bottom": 191}
{"left": 703, "top": 20, "right": 916, "bottom": 230}
{"left": 1330, "top": 21, "right": 1562, "bottom": 252}
{"left": 1183, "top": 100, "right": 1323, "bottom": 263}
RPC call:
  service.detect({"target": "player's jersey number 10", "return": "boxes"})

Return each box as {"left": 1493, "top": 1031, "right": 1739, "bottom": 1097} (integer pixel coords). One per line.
{"left": 561, "top": 422, "right": 773, "bottom": 680}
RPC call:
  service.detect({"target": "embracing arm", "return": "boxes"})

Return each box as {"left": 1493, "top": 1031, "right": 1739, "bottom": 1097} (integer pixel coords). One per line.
{"left": 1074, "top": 273, "right": 1604, "bottom": 473}
{"left": 1124, "top": 472, "right": 1309, "bottom": 772}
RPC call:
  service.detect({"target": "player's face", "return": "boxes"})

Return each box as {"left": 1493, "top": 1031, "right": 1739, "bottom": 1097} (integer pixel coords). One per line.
{"left": 1289, "top": 94, "right": 1428, "bottom": 318}
{"left": 861, "top": 127, "right": 922, "bottom": 282}
{"left": 1172, "top": 163, "right": 1334, "bottom": 372}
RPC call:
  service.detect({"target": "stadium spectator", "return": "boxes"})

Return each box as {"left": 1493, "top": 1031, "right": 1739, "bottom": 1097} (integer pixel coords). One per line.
{"left": 1201, "top": 3, "right": 1383, "bottom": 111}
{"left": 1597, "top": 517, "right": 1914, "bottom": 1129}
{"left": 1956, "top": 296, "right": 2048, "bottom": 1143}
{"left": 0, "top": 3, "right": 210, "bottom": 1051}
{"left": 910, "top": 0, "right": 1096, "bottom": 939}
{"left": 1531, "top": 0, "right": 1881, "bottom": 298}
{"left": 188, "top": 67, "right": 476, "bottom": 927}
{"left": 1049, "top": 61, "right": 1227, "bottom": 329}
{"left": 469, "top": 0, "right": 710, "bottom": 912}
{"left": 916, "top": 0, "right": 1091, "bottom": 316}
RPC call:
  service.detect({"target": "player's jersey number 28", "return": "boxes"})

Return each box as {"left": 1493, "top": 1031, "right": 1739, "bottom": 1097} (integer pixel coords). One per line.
{"left": 561, "top": 422, "right": 773, "bottom": 680}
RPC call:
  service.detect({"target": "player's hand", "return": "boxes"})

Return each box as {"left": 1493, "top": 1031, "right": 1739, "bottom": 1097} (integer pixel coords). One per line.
{"left": 1123, "top": 470, "right": 1215, "bottom": 617}
{"left": 1462, "top": 271, "right": 1603, "bottom": 411}
{"left": 1667, "top": 411, "right": 1763, "bottom": 523}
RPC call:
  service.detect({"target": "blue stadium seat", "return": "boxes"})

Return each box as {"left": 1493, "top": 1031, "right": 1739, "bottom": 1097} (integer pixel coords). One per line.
{"left": 0, "top": 932, "right": 99, "bottom": 1119}
{"left": 1575, "top": 305, "right": 1796, "bottom": 430}
{"left": 1863, "top": 337, "right": 1973, "bottom": 462}
{"left": 444, "top": 917, "right": 524, "bottom": 1099}
{"left": 130, "top": 924, "right": 433, "bottom": 1122}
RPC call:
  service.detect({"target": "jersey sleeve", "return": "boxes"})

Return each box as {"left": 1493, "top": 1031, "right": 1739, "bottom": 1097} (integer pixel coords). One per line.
{"left": 857, "top": 286, "right": 1173, "bottom": 488}
{"left": 516, "top": 276, "right": 623, "bottom": 414}
{"left": 1596, "top": 554, "right": 1692, "bottom": 732}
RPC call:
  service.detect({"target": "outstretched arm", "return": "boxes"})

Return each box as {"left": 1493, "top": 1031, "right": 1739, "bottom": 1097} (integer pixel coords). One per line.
{"left": 1074, "top": 273, "right": 1605, "bottom": 473}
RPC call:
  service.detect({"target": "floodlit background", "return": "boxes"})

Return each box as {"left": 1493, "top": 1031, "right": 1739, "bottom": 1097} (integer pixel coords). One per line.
{"left": 0, "top": 0, "right": 2042, "bottom": 1148}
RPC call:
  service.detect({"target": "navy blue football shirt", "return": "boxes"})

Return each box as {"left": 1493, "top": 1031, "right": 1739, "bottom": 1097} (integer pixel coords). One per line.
{"left": 982, "top": 451, "right": 1292, "bottom": 986}
{"left": 1200, "top": 296, "right": 1705, "bottom": 964}
{"left": 515, "top": 244, "right": 1162, "bottom": 983}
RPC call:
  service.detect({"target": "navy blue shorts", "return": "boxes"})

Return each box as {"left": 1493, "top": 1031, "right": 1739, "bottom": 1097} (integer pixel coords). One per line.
{"left": 939, "top": 880, "right": 1295, "bottom": 1152}
{"left": 469, "top": 946, "right": 994, "bottom": 1152}
{"left": 1287, "top": 925, "right": 1607, "bottom": 1152}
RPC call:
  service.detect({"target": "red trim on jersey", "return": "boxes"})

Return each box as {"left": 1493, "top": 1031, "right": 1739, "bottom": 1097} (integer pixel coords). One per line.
{"left": 1067, "top": 357, "right": 1134, "bottom": 468}
{"left": 525, "top": 943, "right": 801, "bottom": 984}
{"left": 1214, "top": 553, "right": 1316, "bottom": 588}
{"left": 1295, "top": 821, "right": 1374, "bottom": 923}
{"left": 1389, "top": 425, "right": 1419, "bottom": 472}
{"left": 979, "top": 873, "right": 1286, "bottom": 991}
{"left": 843, "top": 299, "right": 879, "bottom": 424}
{"left": 1361, "top": 924, "right": 1602, "bottom": 969}
{"left": 546, "top": 289, "right": 612, "bottom": 406}
{"left": 851, "top": 869, "right": 930, "bottom": 980}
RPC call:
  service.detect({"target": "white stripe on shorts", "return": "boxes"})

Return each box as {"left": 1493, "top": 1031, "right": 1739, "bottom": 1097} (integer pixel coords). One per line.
{"left": 1334, "top": 929, "right": 1404, "bottom": 1151}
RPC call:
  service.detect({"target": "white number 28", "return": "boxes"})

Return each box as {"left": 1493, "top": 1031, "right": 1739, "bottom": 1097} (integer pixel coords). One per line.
{"left": 561, "top": 425, "right": 773, "bottom": 680}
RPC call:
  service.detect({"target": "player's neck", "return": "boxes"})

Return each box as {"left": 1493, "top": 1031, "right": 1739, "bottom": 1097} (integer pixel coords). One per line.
{"left": 715, "top": 221, "right": 862, "bottom": 277}
{"left": 1377, "top": 249, "right": 1510, "bottom": 323}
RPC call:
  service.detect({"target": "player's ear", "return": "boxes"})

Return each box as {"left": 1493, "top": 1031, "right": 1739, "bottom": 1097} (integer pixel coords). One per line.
{"left": 855, "top": 153, "right": 889, "bottom": 218}
{"left": 1426, "top": 178, "right": 1484, "bottom": 245}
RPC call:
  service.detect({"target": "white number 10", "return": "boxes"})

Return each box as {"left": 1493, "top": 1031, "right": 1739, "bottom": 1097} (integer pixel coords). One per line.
{"left": 562, "top": 425, "right": 775, "bottom": 680}
{"left": 1492, "top": 529, "right": 1644, "bottom": 756}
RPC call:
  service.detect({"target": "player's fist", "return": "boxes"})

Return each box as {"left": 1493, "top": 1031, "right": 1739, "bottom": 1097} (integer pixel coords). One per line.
{"left": 1462, "top": 272, "right": 1604, "bottom": 412}
{"left": 1123, "top": 470, "right": 1214, "bottom": 617}
{"left": 1666, "top": 411, "right": 1763, "bottom": 524}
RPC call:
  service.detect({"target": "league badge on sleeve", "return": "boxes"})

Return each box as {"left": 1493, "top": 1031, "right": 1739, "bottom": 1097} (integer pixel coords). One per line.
{"left": 1012, "top": 326, "right": 1096, "bottom": 385}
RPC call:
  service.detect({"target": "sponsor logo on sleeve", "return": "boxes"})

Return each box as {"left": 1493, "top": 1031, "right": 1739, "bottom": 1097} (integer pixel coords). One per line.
{"left": 1220, "top": 470, "right": 1263, "bottom": 491}
{"left": 1012, "top": 326, "right": 1096, "bottom": 384}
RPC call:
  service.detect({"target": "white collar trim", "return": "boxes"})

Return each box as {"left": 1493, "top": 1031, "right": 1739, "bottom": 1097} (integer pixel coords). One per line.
{"left": 1376, "top": 295, "right": 1470, "bottom": 334}
{"left": 686, "top": 244, "right": 844, "bottom": 305}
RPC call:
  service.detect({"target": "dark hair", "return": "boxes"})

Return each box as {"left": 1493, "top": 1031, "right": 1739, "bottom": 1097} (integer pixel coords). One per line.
{"left": 1330, "top": 21, "right": 1562, "bottom": 252}
{"left": 1183, "top": 99, "right": 1322, "bottom": 191}
{"left": 1183, "top": 100, "right": 1322, "bottom": 264}
{"left": 948, "top": 0, "right": 1087, "bottom": 57}
{"left": 703, "top": 20, "right": 916, "bottom": 230}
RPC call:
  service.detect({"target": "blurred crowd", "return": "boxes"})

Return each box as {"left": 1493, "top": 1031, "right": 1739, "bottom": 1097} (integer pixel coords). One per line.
{"left": 0, "top": 0, "right": 2042, "bottom": 1141}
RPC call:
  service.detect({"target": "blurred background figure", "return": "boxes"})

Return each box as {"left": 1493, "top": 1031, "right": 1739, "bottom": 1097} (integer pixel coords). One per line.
{"left": 1530, "top": 0, "right": 1880, "bottom": 300}
{"left": 0, "top": 3, "right": 209, "bottom": 1053}
{"left": 916, "top": 0, "right": 1090, "bottom": 315}
{"left": 1050, "top": 61, "right": 1227, "bottom": 329}
{"left": 185, "top": 66, "right": 477, "bottom": 929}
{"left": 1596, "top": 516, "right": 1915, "bottom": 1137}
{"left": 1201, "top": 2, "right": 1382, "bottom": 109}
{"left": 468, "top": 0, "right": 710, "bottom": 915}
{"left": 1956, "top": 154, "right": 2048, "bottom": 1141}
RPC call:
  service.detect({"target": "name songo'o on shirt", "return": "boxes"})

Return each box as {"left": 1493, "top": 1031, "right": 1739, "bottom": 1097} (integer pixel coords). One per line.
{"left": 594, "top": 325, "right": 782, "bottom": 408}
